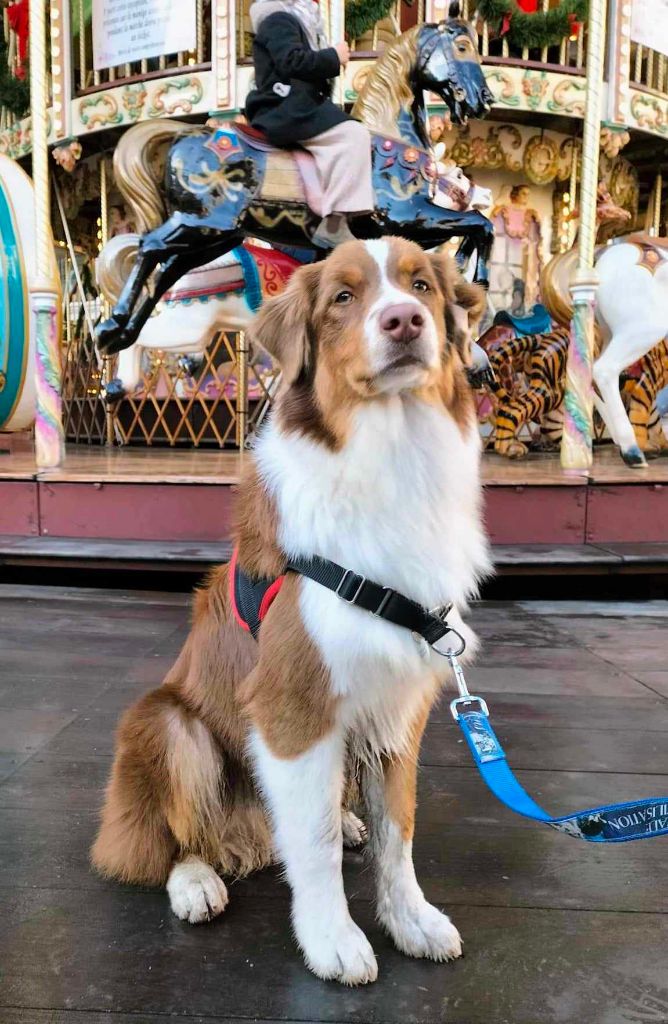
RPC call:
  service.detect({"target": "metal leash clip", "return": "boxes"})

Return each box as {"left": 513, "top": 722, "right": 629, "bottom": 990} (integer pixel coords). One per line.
{"left": 448, "top": 652, "right": 490, "bottom": 721}
{"left": 431, "top": 624, "right": 467, "bottom": 659}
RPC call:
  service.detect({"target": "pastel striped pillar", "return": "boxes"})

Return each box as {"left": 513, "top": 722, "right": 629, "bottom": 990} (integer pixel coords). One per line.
{"left": 560, "top": 273, "right": 598, "bottom": 471}
{"left": 33, "top": 294, "right": 64, "bottom": 468}
{"left": 30, "top": 0, "right": 65, "bottom": 468}
{"left": 560, "top": 0, "right": 607, "bottom": 472}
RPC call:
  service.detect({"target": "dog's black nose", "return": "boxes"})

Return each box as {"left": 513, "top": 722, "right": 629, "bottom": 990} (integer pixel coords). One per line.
{"left": 380, "top": 303, "right": 424, "bottom": 344}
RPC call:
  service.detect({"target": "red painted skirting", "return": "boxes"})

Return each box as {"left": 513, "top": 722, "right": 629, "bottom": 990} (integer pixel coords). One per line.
{"left": 484, "top": 486, "right": 587, "bottom": 545}
{"left": 0, "top": 478, "right": 665, "bottom": 546}
{"left": 586, "top": 484, "right": 668, "bottom": 544}
{"left": 0, "top": 481, "right": 39, "bottom": 535}
{"left": 38, "top": 482, "right": 236, "bottom": 542}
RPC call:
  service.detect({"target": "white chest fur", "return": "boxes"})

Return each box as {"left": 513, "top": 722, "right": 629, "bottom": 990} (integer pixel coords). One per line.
{"left": 255, "top": 397, "right": 491, "bottom": 755}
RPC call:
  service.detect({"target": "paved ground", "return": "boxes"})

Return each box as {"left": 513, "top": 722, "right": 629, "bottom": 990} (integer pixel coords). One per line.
{"left": 1, "top": 585, "right": 667, "bottom": 1024}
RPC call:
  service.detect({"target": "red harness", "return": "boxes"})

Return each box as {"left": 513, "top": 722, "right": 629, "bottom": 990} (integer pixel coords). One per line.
{"left": 229, "top": 547, "right": 285, "bottom": 639}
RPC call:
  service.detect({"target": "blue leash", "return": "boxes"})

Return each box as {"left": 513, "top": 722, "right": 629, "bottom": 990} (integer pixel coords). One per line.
{"left": 447, "top": 652, "right": 668, "bottom": 843}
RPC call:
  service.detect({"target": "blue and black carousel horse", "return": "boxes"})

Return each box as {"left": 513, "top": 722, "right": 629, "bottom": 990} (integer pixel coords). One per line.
{"left": 97, "top": 2, "right": 494, "bottom": 355}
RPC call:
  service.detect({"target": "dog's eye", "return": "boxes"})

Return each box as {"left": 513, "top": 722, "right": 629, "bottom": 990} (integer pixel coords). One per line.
{"left": 412, "top": 279, "right": 430, "bottom": 293}
{"left": 334, "top": 290, "right": 354, "bottom": 304}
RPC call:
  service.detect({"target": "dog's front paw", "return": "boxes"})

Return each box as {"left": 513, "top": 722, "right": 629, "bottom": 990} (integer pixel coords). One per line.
{"left": 167, "top": 857, "right": 229, "bottom": 924}
{"left": 342, "top": 809, "right": 368, "bottom": 848}
{"left": 382, "top": 898, "right": 462, "bottom": 962}
{"left": 296, "top": 912, "right": 378, "bottom": 985}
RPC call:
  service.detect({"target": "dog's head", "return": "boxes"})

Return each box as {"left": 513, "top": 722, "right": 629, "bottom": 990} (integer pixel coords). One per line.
{"left": 249, "top": 238, "right": 485, "bottom": 446}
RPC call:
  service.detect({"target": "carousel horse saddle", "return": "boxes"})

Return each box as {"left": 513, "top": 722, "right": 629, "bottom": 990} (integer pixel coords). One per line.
{"left": 163, "top": 242, "right": 302, "bottom": 310}
{"left": 610, "top": 232, "right": 668, "bottom": 276}
{"left": 235, "top": 123, "right": 324, "bottom": 216}
{"left": 493, "top": 304, "right": 552, "bottom": 337}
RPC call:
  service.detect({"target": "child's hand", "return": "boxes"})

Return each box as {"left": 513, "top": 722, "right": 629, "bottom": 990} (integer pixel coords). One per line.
{"left": 335, "top": 41, "right": 350, "bottom": 67}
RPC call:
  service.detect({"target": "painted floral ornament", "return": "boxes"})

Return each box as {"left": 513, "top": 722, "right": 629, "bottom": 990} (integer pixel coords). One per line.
{"left": 51, "top": 139, "right": 82, "bottom": 173}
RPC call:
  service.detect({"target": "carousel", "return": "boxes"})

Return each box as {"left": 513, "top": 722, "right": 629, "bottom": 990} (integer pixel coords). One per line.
{"left": 0, "top": 0, "right": 667, "bottom": 572}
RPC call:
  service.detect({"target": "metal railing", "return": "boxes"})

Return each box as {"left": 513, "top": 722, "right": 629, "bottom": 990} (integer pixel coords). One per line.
{"left": 61, "top": 313, "right": 277, "bottom": 448}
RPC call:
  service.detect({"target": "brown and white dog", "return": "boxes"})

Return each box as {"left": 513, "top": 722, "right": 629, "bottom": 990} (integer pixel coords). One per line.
{"left": 92, "top": 237, "right": 491, "bottom": 985}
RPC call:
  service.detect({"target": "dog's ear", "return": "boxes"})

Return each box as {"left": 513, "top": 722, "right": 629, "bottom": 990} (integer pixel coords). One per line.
{"left": 452, "top": 276, "right": 486, "bottom": 335}
{"left": 248, "top": 262, "right": 323, "bottom": 385}
{"left": 430, "top": 252, "right": 486, "bottom": 365}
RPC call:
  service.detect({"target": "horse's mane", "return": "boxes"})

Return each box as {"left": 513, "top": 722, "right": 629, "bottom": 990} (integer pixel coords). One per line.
{"left": 351, "top": 26, "right": 422, "bottom": 138}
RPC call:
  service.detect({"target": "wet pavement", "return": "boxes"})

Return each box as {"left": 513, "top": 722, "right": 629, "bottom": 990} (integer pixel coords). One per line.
{"left": 1, "top": 585, "right": 667, "bottom": 1024}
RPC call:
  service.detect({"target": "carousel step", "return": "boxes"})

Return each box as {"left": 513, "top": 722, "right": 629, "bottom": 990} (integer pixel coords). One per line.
{"left": 0, "top": 536, "right": 666, "bottom": 575}
{"left": 493, "top": 543, "right": 668, "bottom": 570}
{"left": 0, "top": 535, "right": 232, "bottom": 572}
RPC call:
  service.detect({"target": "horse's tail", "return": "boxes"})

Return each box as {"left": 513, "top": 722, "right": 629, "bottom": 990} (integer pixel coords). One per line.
{"left": 97, "top": 233, "right": 141, "bottom": 306}
{"left": 540, "top": 249, "right": 576, "bottom": 329}
{"left": 113, "top": 119, "right": 198, "bottom": 233}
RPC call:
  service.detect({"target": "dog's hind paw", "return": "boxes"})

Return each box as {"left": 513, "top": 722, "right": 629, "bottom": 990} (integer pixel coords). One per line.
{"left": 342, "top": 810, "right": 368, "bottom": 848}
{"left": 167, "top": 856, "right": 229, "bottom": 924}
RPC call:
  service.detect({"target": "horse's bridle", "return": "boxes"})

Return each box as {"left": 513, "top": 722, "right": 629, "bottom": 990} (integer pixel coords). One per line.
{"left": 436, "top": 176, "right": 474, "bottom": 211}
{"left": 418, "top": 21, "right": 476, "bottom": 82}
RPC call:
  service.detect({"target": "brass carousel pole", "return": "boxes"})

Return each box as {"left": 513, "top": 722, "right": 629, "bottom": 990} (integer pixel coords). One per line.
{"left": 99, "top": 157, "right": 115, "bottom": 446}
{"left": 236, "top": 331, "right": 249, "bottom": 450}
{"left": 31, "top": 0, "right": 65, "bottom": 468}
{"left": 560, "top": 0, "right": 607, "bottom": 472}
{"left": 652, "top": 173, "right": 663, "bottom": 235}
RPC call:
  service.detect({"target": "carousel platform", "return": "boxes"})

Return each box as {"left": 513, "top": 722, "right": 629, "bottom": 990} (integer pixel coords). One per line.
{"left": 1, "top": 446, "right": 667, "bottom": 575}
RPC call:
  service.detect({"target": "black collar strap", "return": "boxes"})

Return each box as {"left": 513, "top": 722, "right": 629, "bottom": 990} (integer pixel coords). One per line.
{"left": 286, "top": 554, "right": 460, "bottom": 651}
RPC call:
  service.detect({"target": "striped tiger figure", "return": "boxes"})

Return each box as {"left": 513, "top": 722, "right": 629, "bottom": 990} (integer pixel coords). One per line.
{"left": 478, "top": 325, "right": 570, "bottom": 458}
{"left": 625, "top": 340, "right": 668, "bottom": 455}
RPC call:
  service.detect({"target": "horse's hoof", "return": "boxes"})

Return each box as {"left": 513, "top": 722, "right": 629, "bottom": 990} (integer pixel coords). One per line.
{"left": 622, "top": 445, "right": 648, "bottom": 467}
{"left": 466, "top": 368, "right": 495, "bottom": 389}
{"left": 96, "top": 318, "right": 132, "bottom": 354}
{"left": 178, "top": 355, "right": 203, "bottom": 377}
{"left": 102, "top": 378, "right": 127, "bottom": 404}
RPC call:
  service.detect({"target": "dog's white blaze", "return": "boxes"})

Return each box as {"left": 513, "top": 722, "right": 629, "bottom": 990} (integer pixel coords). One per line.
{"left": 249, "top": 727, "right": 378, "bottom": 984}
{"left": 362, "top": 239, "right": 440, "bottom": 383}
{"left": 256, "top": 395, "right": 490, "bottom": 756}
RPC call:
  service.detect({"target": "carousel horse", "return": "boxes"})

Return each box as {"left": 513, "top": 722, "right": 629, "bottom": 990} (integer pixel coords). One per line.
{"left": 542, "top": 186, "right": 668, "bottom": 466}
{"left": 96, "top": 6, "right": 494, "bottom": 356}
{"left": 97, "top": 237, "right": 306, "bottom": 402}
{"left": 0, "top": 154, "right": 60, "bottom": 433}
{"left": 97, "top": 163, "right": 493, "bottom": 402}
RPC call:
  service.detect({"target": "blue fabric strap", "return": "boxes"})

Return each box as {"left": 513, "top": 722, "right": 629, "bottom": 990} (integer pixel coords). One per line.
{"left": 457, "top": 708, "right": 668, "bottom": 843}
{"left": 234, "top": 245, "right": 263, "bottom": 312}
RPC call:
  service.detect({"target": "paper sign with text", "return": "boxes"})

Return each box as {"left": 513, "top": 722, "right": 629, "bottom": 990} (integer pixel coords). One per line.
{"left": 631, "top": 0, "right": 668, "bottom": 58}
{"left": 93, "top": 0, "right": 196, "bottom": 71}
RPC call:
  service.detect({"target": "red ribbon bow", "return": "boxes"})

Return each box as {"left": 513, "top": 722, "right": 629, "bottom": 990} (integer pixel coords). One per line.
{"left": 7, "top": 0, "right": 30, "bottom": 80}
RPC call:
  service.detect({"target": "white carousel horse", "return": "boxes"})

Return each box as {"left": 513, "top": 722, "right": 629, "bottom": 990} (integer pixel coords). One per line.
{"left": 542, "top": 188, "right": 668, "bottom": 466}
{"left": 97, "top": 162, "right": 492, "bottom": 401}
{"left": 96, "top": 238, "right": 303, "bottom": 401}
{"left": 0, "top": 155, "right": 60, "bottom": 432}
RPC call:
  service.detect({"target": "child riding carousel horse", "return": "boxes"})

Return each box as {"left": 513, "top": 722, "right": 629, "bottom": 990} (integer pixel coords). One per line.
{"left": 245, "top": 0, "right": 374, "bottom": 248}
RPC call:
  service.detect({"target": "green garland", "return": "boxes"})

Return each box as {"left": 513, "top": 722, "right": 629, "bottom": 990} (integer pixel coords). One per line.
{"left": 0, "top": 36, "right": 30, "bottom": 120}
{"left": 345, "top": 0, "right": 396, "bottom": 41}
{"left": 478, "top": 0, "right": 588, "bottom": 49}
